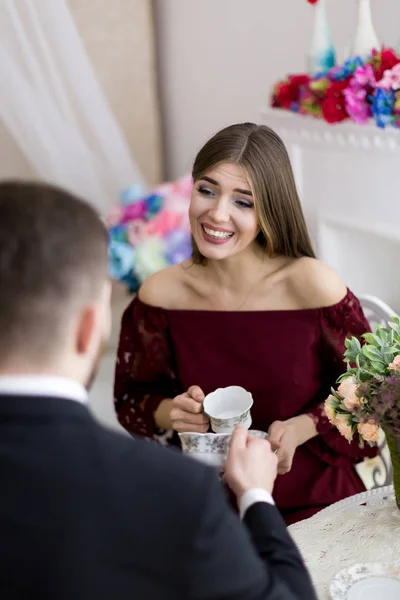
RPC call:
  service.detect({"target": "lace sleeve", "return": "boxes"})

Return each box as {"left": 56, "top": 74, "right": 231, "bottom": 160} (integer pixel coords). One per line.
{"left": 114, "top": 296, "right": 179, "bottom": 442}
{"left": 308, "top": 289, "right": 378, "bottom": 461}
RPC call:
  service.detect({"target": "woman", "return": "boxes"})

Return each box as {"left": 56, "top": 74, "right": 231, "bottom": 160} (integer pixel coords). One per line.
{"left": 114, "top": 123, "right": 377, "bottom": 524}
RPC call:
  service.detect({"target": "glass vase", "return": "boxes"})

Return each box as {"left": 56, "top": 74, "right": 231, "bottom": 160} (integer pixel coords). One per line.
{"left": 382, "top": 426, "right": 400, "bottom": 510}
{"left": 351, "top": 0, "right": 379, "bottom": 61}
{"left": 307, "top": 0, "right": 336, "bottom": 76}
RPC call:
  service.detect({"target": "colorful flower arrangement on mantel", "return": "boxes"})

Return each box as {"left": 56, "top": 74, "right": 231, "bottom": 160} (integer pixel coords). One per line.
{"left": 271, "top": 0, "right": 400, "bottom": 128}
{"left": 325, "top": 317, "right": 400, "bottom": 508}
{"left": 271, "top": 48, "right": 400, "bottom": 128}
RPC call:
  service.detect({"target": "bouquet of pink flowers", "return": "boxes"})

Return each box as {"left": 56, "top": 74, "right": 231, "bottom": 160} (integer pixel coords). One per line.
{"left": 325, "top": 316, "right": 400, "bottom": 444}
{"left": 325, "top": 316, "right": 400, "bottom": 506}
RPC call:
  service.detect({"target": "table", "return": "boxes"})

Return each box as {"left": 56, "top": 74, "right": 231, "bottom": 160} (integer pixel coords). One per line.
{"left": 288, "top": 485, "right": 400, "bottom": 599}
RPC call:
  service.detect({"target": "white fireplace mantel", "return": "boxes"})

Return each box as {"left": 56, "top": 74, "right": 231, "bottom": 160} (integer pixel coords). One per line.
{"left": 261, "top": 108, "right": 400, "bottom": 152}
{"left": 260, "top": 108, "right": 400, "bottom": 311}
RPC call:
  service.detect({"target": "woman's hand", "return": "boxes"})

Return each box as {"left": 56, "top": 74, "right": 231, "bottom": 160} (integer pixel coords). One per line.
{"left": 170, "top": 385, "right": 210, "bottom": 433}
{"left": 268, "top": 414, "right": 318, "bottom": 474}
{"left": 268, "top": 420, "right": 299, "bottom": 475}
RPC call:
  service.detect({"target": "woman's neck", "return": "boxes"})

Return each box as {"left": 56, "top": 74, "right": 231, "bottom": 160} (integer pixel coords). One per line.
{"left": 204, "top": 247, "right": 289, "bottom": 294}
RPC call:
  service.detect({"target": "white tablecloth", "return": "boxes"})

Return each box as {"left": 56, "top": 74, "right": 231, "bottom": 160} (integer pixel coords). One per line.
{"left": 288, "top": 493, "right": 400, "bottom": 599}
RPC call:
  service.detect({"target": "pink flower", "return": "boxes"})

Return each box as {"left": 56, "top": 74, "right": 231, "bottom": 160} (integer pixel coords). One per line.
{"left": 388, "top": 354, "right": 400, "bottom": 373}
{"left": 352, "top": 64, "right": 376, "bottom": 88}
{"left": 164, "top": 193, "right": 190, "bottom": 216}
{"left": 376, "top": 64, "right": 400, "bottom": 91}
{"left": 105, "top": 205, "right": 122, "bottom": 227}
{"left": 344, "top": 65, "right": 376, "bottom": 125}
{"left": 337, "top": 377, "right": 363, "bottom": 412}
{"left": 126, "top": 219, "right": 147, "bottom": 246}
{"left": 175, "top": 173, "right": 193, "bottom": 196}
{"left": 145, "top": 210, "right": 182, "bottom": 237}
{"left": 121, "top": 200, "right": 147, "bottom": 223}
{"left": 335, "top": 414, "right": 353, "bottom": 442}
{"left": 357, "top": 420, "right": 379, "bottom": 443}
{"left": 344, "top": 88, "right": 371, "bottom": 124}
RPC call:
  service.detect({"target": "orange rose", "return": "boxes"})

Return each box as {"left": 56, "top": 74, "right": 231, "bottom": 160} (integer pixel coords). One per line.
{"left": 338, "top": 377, "right": 363, "bottom": 412}
{"left": 357, "top": 420, "right": 379, "bottom": 443}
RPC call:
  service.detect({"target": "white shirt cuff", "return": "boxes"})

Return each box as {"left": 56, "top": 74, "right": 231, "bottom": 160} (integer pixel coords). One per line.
{"left": 238, "top": 488, "right": 275, "bottom": 519}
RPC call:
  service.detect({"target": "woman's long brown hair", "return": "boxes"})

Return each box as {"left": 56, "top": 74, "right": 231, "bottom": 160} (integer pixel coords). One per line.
{"left": 191, "top": 122, "right": 315, "bottom": 265}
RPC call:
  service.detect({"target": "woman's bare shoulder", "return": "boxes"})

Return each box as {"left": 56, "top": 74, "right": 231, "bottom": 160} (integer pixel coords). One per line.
{"left": 138, "top": 261, "right": 195, "bottom": 309}
{"left": 288, "top": 257, "right": 347, "bottom": 309}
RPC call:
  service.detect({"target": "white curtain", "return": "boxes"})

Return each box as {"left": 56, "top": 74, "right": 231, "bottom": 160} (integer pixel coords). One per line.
{"left": 0, "top": 0, "right": 146, "bottom": 214}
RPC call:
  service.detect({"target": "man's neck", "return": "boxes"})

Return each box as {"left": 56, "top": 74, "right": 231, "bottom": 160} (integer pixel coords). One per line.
{"left": 0, "top": 373, "right": 88, "bottom": 404}
{"left": 0, "top": 362, "right": 83, "bottom": 382}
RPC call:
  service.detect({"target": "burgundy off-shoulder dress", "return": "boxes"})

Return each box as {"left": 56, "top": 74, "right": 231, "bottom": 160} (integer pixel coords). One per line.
{"left": 114, "top": 289, "right": 377, "bottom": 524}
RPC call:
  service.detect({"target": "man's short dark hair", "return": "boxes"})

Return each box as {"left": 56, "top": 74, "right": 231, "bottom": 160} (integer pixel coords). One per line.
{"left": 0, "top": 180, "right": 108, "bottom": 363}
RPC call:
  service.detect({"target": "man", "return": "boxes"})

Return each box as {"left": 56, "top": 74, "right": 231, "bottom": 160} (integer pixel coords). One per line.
{"left": 0, "top": 181, "right": 316, "bottom": 599}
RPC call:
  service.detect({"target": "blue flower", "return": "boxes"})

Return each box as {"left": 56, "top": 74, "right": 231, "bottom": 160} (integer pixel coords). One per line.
{"left": 120, "top": 271, "right": 141, "bottom": 294}
{"left": 108, "top": 224, "right": 128, "bottom": 244}
{"left": 164, "top": 230, "right": 192, "bottom": 264}
{"left": 145, "top": 193, "right": 164, "bottom": 217}
{"left": 370, "top": 89, "right": 395, "bottom": 128}
{"left": 330, "top": 56, "right": 364, "bottom": 81}
{"left": 120, "top": 183, "right": 147, "bottom": 207}
{"left": 108, "top": 240, "right": 135, "bottom": 280}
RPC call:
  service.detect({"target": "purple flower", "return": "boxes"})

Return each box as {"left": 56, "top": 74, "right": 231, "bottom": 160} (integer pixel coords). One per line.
{"left": 344, "top": 65, "right": 376, "bottom": 124}
{"left": 329, "top": 56, "right": 364, "bottom": 81}
{"left": 370, "top": 374, "right": 400, "bottom": 435}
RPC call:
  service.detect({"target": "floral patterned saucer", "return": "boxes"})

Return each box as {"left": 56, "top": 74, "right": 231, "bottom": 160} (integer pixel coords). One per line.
{"left": 179, "top": 430, "right": 268, "bottom": 468}
{"left": 330, "top": 562, "right": 400, "bottom": 599}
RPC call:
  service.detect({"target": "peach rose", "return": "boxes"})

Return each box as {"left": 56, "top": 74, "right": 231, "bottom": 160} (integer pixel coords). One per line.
{"left": 388, "top": 355, "right": 400, "bottom": 373}
{"left": 324, "top": 396, "right": 337, "bottom": 424}
{"left": 357, "top": 420, "right": 380, "bottom": 443}
{"left": 337, "top": 377, "right": 363, "bottom": 412}
{"left": 335, "top": 414, "right": 353, "bottom": 442}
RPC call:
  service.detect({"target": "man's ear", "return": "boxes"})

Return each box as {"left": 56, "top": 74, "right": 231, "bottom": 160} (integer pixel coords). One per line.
{"left": 76, "top": 305, "right": 97, "bottom": 355}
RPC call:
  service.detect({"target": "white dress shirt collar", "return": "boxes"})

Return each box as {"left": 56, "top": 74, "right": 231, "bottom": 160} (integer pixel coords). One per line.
{"left": 0, "top": 375, "right": 88, "bottom": 404}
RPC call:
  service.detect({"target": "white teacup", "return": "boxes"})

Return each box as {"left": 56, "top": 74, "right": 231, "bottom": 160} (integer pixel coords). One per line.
{"left": 179, "top": 430, "right": 268, "bottom": 468}
{"left": 203, "top": 386, "right": 253, "bottom": 433}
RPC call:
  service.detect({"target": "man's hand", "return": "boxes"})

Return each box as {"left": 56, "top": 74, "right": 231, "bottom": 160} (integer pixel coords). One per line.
{"left": 224, "top": 425, "right": 278, "bottom": 498}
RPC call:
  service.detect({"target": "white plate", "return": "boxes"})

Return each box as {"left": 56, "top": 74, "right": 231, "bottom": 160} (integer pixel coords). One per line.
{"left": 330, "top": 562, "right": 400, "bottom": 599}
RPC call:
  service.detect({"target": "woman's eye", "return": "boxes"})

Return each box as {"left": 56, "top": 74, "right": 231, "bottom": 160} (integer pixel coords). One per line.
{"left": 198, "top": 186, "right": 214, "bottom": 197}
{"left": 235, "top": 199, "right": 253, "bottom": 209}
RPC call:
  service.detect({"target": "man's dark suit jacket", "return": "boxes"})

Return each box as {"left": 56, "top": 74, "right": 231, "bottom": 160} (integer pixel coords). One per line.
{"left": 0, "top": 394, "right": 316, "bottom": 599}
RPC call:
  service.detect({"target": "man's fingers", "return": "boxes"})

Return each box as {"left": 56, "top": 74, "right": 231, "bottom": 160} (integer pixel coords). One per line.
{"left": 188, "top": 385, "right": 205, "bottom": 402}
{"left": 229, "top": 425, "right": 249, "bottom": 451}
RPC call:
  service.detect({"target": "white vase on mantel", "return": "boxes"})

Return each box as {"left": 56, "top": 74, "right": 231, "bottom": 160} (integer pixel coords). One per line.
{"left": 351, "top": 0, "right": 379, "bottom": 60}
{"left": 307, "top": 0, "right": 336, "bottom": 76}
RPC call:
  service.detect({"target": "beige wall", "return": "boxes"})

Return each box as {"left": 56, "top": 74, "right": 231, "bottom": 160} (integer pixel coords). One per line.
{"left": 154, "top": 0, "right": 400, "bottom": 180}
{"left": 70, "top": 0, "right": 162, "bottom": 185}
{"left": 0, "top": 0, "right": 162, "bottom": 186}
